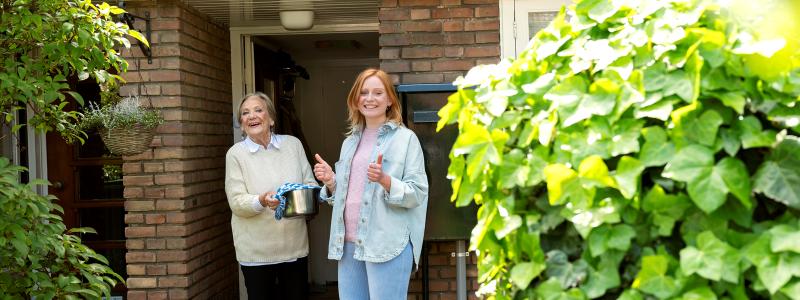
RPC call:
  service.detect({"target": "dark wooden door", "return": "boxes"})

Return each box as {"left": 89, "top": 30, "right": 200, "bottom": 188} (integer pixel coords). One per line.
{"left": 46, "top": 80, "right": 127, "bottom": 297}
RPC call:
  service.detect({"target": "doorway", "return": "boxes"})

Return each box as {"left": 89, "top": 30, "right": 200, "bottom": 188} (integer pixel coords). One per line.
{"left": 231, "top": 29, "right": 379, "bottom": 299}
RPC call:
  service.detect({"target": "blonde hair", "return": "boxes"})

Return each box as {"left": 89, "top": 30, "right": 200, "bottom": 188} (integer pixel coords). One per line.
{"left": 346, "top": 69, "right": 403, "bottom": 135}
{"left": 237, "top": 92, "right": 277, "bottom": 136}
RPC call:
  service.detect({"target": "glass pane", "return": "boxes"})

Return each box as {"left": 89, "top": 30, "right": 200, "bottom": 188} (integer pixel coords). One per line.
{"left": 77, "top": 131, "right": 114, "bottom": 158}
{"left": 528, "top": 11, "right": 560, "bottom": 39}
{"left": 79, "top": 207, "right": 126, "bottom": 241}
{"left": 78, "top": 164, "right": 123, "bottom": 200}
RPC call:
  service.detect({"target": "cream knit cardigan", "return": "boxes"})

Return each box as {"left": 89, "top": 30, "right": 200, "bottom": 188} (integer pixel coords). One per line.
{"left": 224, "top": 135, "right": 316, "bottom": 263}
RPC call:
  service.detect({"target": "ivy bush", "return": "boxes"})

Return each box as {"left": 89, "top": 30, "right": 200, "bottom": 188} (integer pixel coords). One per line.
{"left": 439, "top": 0, "right": 800, "bottom": 299}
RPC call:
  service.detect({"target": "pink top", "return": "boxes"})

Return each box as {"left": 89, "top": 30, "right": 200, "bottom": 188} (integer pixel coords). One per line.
{"left": 344, "top": 128, "right": 379, "bottom": 242}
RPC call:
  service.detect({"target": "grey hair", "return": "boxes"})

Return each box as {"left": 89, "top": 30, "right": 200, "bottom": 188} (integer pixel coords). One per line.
{"left": 237, "top": 92, "right": 277, "bottom": 137}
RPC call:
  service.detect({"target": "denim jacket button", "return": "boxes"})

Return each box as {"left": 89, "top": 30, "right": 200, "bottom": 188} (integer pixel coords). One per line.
{"left": 361, "top": 218, "right": 366, "bottom": 223}
{"left": 363, "top": 201, "right": 369, "bottom": 205}
{"left": 356, "top": 239, "right": 362, "bottom": 245}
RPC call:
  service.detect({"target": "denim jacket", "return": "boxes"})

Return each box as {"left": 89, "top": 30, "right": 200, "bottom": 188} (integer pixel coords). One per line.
{"left": 321, "top": 122, "right": 429, "bottom": 268}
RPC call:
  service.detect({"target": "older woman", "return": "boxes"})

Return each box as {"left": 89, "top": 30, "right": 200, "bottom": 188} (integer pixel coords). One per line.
{"left": 225, "top": 92, "right": 315, "bottom": 300}
{"left": 314, "top": 69, "right": 429, "bottom": 299}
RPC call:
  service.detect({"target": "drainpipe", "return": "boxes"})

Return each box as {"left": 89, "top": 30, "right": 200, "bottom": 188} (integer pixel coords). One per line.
{"left": 456, "top": 240, "right": 467, "bottom": 300}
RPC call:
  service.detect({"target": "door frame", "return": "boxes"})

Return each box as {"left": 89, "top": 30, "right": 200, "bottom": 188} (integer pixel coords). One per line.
{"left": 228, "top": 22, "right": 378, "bottom": 143}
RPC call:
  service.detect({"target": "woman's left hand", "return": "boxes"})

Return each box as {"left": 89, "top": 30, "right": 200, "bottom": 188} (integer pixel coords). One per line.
{"left": 259, "top": 191, "right": 279, "bottom": 210}
{"left": 367, "top": 154, "right": 391, "bottom": 190}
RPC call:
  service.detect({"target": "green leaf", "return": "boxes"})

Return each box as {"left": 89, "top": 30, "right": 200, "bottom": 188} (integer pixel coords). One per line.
{"left": 453, "top": 123, "right": 499, "bottom": 181}
{"left": 545, "top": 250, "right": 590, "bottom": 289}
{"left": 578, "top": 155, "right": 617, "bottom": 188}
{"left": 544, "top": 164, "right": 580, "bottom": 205}
{"left": 510, "top": 261, "right": 545, "bottom": 289}
{"left": 686, "top": 165, "right": 728, "bottom": 214}
{"left": 662, "top": 144, "right": 714, "bottom": 182}
{"left": 744, "top": 235, "right": 800, "bottom": 294}
{"left": 715, "top": 92, "right": 746, "bottom": 114}
{"left": 128, "top": 29, "right": 150, "bottom": 47}
{"left": 614, "top": 156, "right": 644, "bottom": 199}
{"left": 633, "top": 255, "right": 679, "bottom": 299}
{"left": 576, "top": 0, "right": 619, "bottom": 23}
{"left": 736, "top": 116, "right": 777, "bottom": 149}
{"left": 715, "top": 157, "right": 752, "bottom": 208}
{"left": 753, "top": 137, "right": 800, "bottom": 209}
{"left": 770, "top": 225, "right": 800, "bottom": 254}
{"left": 643, "top": 186, "right": 691, "bottom": 236}
{"left": 536, "top": 278, "right": 588, "bottom": 300}
{"left": 670, "top": 103, "right": 723, "bottom": 147}
{"left": 639, "top": 127, "right": 675, "bottom": 167}
{"left": 679, "top": 287, "right": 718, "bottom": 300}
{"left": 679, "top": 231, "right": 740, "bottom": 283}
{"left": 781, "top": 280, "right": 800, "bottom": 300}
{"left": 582, "top": 255, "right": 621, "bottom": 298}
{"left": 720, "top": 128, "right": 741, "bottom": 156}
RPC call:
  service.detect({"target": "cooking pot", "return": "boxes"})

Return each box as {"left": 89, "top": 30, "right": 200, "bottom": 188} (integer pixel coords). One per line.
{"left": 282, "top": 188, "right": 320, "bottom": 218}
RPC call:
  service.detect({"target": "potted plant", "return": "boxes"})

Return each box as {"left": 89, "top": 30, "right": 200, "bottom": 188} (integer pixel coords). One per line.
{"left": 81, "top": 82, "right": 163, "bottom": 156}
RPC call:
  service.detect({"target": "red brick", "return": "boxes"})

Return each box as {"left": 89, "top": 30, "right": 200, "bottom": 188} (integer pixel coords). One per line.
{"left": 168, "top": 289, "right": 189, "bottom": 299}
{"left": 444, "top": 46, "right": 464, "bottom": 57}
{"left": 123, "top": 162, "right": 143, "bottom": 173}
{"left": 156, "top": 199, "right": 185, "bottom": 210}
{"left": 443, "top": 20, "right": 464, "bottom": 31}
{"left": 158, "top": 250, "right": 189, "bottom": 262}
{"left": 477, "top": 57, "right": 500, "bottom": 65}
{"left": 399, "top": 0, "right": 441, "bottom": 6}
{"left": 402, "top": 47, "right": 444, "bottom": 58}
{"left": 143, "top": 162, "right": 164, "bottom": 173}
{"left": 475, "top": 6, "right": 499, "bottom": 17}
{"left": 403, "top": 73, "right": 444, "bottom": 84}
{"left": 126, "top": 226, "right": 156, "bottom": 238}
{"left": 155, "top": 173, "right": 185, "bottom": 185}
{"left": 127, "top": 264, "right": 146, "bottom": 276}
{"left": 380, "top": 48, "right": 402, "bottom": 59}
{"left": 158, "top": 225, "right": 187, "bottom": 237}
{"left": 380, "top": 23, "right": 402, "bottom": 34}
{"left": 464, "top": 45, "right": 500, "bottom": 57}
{"left": 159, "top": 276, "right": 190, "bottom": 288}
{"left": 125, "top": 213, "right": 145, "bottom": 224}
{"left": 445, "top": 32, "right": 475, "bottom": 44}
{"left": 433, "top": 60, "right": 475, "bottom": 71}
{"left": 380, "top": 34, "right": 411, "bottom": 46}
{"left": 381, "top": 0, "right": 398, "bottom": 7}
{"left": 464, "top": 19, "right": 499, "bottom": 31}
{"left": 126, "top": 200, "right": 155, "bottom": 211}
{"left": 432, "top": 8, "right": 473, "bottom": 18}
{"left": 126, "top": 277, "right": 157, "bottom": 288}
{"left": 128, "top": 290, "right": 147, "bottom": 300}
{"left": 382, "top": 61, "right": 412, "bottom": 73}
{"left": 126, "top": 251, "right": 157, "bottom": 263}
{"left": 463, "top": 0, "right": 496, "bottom": 4}
{"left": 379, "top": 8, "right": 410, "bottom": 20}
{"left": 147, "top": 238, "right": 167, "bottom": 249}
{"left": 429, "top": 280, "right": 449, "bottom": 292}
{"left": 411, "top": 33, "right": 445, "bottom": 44}
{"left": 475, "top": 31, "right": 500, "bottom": 43}
{"left": 403, "top": 21, "right": 442, "bottom": 32}
{"left": 168, "top": 263, "right": 189, "bottom": 274}
{"left": 127, "top": 239, "right": 145, "bottom": 250}
{"left": 412, "top": 61, "right": 432, "bottom": 72}
{"left": 124, "top": 175, "right": 154, "bottom": 186}
{"left": 147, "top": 290, "right": 168, "bottom": 300}
{"left": 147, "top": 264, "right": 168, "bottom": 275}
{"left": 442, "top": 0, "right": 461, "bottom": 5}
{"left": 411, "top": 9, "right": 431, "bottom": 19}
{"left": 152, "top": 19, "right": 180, "bottom": 30}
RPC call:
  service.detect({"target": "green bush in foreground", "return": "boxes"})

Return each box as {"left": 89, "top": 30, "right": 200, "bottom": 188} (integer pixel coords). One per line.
{"left": 439, "top": 0, "right": 800, "bottom": 298}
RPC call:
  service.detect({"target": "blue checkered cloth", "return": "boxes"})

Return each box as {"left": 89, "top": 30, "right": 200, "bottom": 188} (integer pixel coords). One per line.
{"left": 274, "top": 183, "right": 321, "bottom": 220}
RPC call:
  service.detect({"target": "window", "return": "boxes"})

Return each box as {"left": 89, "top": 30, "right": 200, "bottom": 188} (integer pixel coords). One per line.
{"left": 499, "top": 0, "right": 572, "bottom": 59}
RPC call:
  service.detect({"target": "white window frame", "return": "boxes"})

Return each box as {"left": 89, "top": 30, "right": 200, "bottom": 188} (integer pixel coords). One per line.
{"left": 499, "top": 0, "right": 572, "bottom": 59}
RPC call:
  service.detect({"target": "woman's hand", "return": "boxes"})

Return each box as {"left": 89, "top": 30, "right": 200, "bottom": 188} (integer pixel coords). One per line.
{"left": 368, "top": 154, "right": 391, "bottom": 191}
{"left": 314, "top": 154, "right": 336, "bottom": 187}
{"left": 259, "top": 191, "right": 279, "bottom": 210}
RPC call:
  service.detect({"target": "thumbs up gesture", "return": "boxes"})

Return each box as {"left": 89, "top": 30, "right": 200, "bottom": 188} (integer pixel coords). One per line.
{"left": 314, "top": 154, "right": 335, "bottom": 187}
{"left": 368, "top": 154, "right": 390, "bottom": 189}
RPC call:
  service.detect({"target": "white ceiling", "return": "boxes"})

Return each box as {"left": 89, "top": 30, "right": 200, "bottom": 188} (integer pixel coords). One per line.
{"left": 181, "top": 0, "right": 379, "bottom": 27}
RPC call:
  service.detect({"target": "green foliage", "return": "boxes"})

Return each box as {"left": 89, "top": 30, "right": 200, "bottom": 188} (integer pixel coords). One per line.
{"left": 440, "top": 0, "right": 800, "bottom": 298}
{"left": 80, "top": 83, "right": 163, "bottom": 132}
{"left": 0, "top": 0, "right": 147, "bottom": 143}
{"left": 0, "top": 157, "right": 122, "bottom": 298}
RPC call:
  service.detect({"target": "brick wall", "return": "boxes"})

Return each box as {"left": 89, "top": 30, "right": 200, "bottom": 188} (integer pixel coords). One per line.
{"left": 379, "top": 0, "right": 501, "bottom": 84}
{"left": 120, "top": 1, "right": 237, "bottom": 299}
{"left": 378, "top": 1, "right": 500, "bottom": 298}
{"left": 409, "top": 243, "right": 479, "bottom": 300}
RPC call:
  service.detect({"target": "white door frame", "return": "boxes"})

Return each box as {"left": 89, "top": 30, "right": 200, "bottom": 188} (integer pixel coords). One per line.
{"left": 228, "top": 23, "right": 379, "bottom": 143}
{"left": 499, "top": 0, "right": 571, "bottom": 59}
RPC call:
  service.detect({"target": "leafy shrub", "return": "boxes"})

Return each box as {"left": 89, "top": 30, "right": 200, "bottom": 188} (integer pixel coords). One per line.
{"left": 81, "top": 95, "right": 164, "bottom": 133}
{"left": 439, "top": 0, "right": 800, "bottom": 299}
{"left": 0, "top": 158, "right": 122, "bottom": 298}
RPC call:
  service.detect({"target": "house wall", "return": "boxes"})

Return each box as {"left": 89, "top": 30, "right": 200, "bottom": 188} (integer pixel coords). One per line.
{"left": 119, "top": 1, "right": 237, "bottom": 299}
{"left": 378, "top": 0, "right": 500, "bottom": 299}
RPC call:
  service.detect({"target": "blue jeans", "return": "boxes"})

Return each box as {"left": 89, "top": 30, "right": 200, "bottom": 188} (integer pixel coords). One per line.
{"left": 338, "top": 242, "right": 413, "bottom": 300}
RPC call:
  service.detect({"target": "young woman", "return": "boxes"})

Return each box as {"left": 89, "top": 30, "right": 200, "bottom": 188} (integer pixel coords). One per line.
{"left": 225, "top": 92, "right": 316, "bottom": 299}
{"left": 314, "top": 69, "right": 429, "bottom": 299}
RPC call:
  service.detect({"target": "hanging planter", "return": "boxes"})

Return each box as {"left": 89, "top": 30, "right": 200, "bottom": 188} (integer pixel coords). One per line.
{"left": 81, "top": 83, "right": 163, "bottom": 156}
{"left": 99, "top": 124, "right": 156, "bottom": 156}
